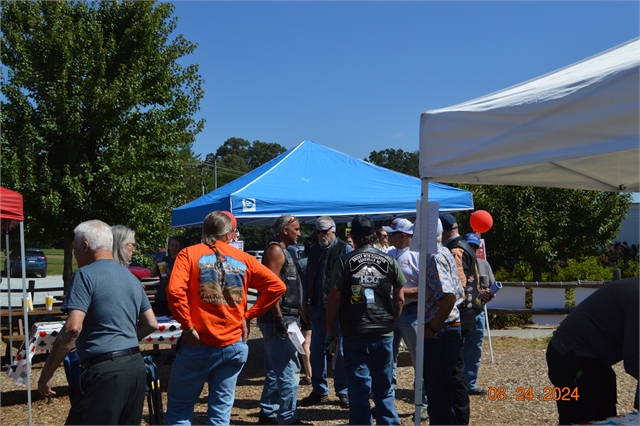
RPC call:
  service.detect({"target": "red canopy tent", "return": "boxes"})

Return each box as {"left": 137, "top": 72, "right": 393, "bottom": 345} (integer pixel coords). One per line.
{"left": 1, "top": 186, "right": 24, "bottom": 224}
{"left": 0, "top": 186, "right": 33, "bottom": 423}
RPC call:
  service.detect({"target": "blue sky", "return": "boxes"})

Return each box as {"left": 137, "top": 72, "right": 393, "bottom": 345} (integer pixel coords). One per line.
{"left": 168, "top": 1, "right": 639, "bottom": 161}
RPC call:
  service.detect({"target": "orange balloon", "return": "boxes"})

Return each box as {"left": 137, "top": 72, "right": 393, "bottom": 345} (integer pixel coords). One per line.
{"left": 470, "top": 210, "right": 493, "bottom": 233}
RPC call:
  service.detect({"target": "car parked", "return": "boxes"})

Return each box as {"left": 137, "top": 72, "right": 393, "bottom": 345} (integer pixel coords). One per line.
{"left": 246, "top": 250, "right": 264, "bottom": 263}
{"left": 128, "top": 261, "right": 151, "bottom": 280}
{"left": 10, "top": 248, "right": 48, "bottom": 278}
{"left": 287, "top": 245, "right": 306, "bottom": 260}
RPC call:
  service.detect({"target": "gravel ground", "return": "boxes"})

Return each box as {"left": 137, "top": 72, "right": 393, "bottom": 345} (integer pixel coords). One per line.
{"left": 1, "top": 320, "right": 636, "bottom": 425}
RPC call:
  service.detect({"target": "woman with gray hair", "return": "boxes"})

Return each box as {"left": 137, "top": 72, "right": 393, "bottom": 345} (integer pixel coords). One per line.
{"left": 111, "top": 225, "right": 136, "bottom": 267}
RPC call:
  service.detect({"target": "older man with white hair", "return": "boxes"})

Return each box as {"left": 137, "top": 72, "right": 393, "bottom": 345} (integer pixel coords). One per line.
{"left": 38, "top": 220, "right": 158, "bottom": 425}
{"left": 300, "top": 216, "right": 352, "bottom": 409}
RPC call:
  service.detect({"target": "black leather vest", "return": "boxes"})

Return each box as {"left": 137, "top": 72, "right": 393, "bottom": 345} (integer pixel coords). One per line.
{"left": 338, "top": 246, "right": 396, "bottom": 338}
{"left": 446, "top": 236, "right": 483, "bottom": 321}
{"left": 258, "top": 242, "right": 302, "bottom": 324}
{"left": 306, "top": 239, "right": 348, "bottom": 308}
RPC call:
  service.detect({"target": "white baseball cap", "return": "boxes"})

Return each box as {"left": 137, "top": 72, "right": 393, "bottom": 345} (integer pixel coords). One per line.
{"left": 382, "top": 218, "right": 414, "bottom": 235}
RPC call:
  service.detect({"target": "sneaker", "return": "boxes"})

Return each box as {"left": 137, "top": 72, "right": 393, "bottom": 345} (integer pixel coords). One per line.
{"left": 299, "top": 376, "right": 312, "bottom": 386}
{"left": 337, "top": 393, "right": 349, "bottom": 409}
{"left": 420, "top": 408, "right": 429, "bottom": 421}
{"left": 258, "top": 411, "right": 277, "bottom": 425}
{"left": 468, "top": 387, "right": 488, "bottom": 396}
{"left": 299, "top": 391, "right": 327, "bottom": 407}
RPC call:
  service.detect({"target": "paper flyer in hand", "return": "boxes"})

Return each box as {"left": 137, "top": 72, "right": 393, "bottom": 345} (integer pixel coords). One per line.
{"left": 287, "top": 321, "right": 305, "bottom": 354}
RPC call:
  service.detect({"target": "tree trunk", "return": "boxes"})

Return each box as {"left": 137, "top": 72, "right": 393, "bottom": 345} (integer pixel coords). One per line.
{"left": 63, "top": 237, "right": 74, "bottom": 294}
{"left": 532, "top": 262, "right": 543, "bottom": 282}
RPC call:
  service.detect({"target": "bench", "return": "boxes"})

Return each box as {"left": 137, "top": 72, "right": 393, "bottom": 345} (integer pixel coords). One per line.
{"left": 2, "top": 316, "right": 25, "bottom": 359}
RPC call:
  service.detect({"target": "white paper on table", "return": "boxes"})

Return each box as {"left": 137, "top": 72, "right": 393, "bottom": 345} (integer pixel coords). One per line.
{"left": 287, "top": 321, "right": 306, "bottom": 354}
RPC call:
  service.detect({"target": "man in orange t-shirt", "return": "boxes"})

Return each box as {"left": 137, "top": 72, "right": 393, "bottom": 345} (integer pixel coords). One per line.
{"left": 166, "top": 211, "right": 286, "bottom": 425}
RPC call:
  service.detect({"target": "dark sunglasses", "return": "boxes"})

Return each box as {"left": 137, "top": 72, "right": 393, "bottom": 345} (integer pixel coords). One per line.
{"left": 316, "top": 229, "right": 330, "bottom": 234}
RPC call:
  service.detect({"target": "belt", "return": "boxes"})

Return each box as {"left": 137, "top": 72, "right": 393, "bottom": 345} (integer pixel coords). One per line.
{"left": 425, "top": 321, "right": 461, "bottom": 332}
{"left": 404, "top": 301, "right": 418, "bottom": 307}
{"left": 82, "top": 347, "right": 140, "bottom": 369}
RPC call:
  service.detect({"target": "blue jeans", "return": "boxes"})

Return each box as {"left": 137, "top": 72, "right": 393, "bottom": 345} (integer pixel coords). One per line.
{"left": 310, "top": 307, "right": 348, "bottom": 396}
{"left": 166, "top": 339, "right": 248, "bottom": 425}
{"left": 423, "top": 327, "right": 462, "bottom": 425}
{"left": 464, "top": 310, "right": 486, "bottom": 390}
{"left": 343, "top": 335, "right": 400, "bottom": 425}
{"left": 392, "top": 303, "right": 428, "bottom": 409}
{"left": 259, "top": 323, "right": 301, "bottom": 424}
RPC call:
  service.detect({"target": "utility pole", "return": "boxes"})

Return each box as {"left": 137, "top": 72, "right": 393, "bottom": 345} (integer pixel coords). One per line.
{"left": 200, "top": 163, "right": 205, "bottom": 196}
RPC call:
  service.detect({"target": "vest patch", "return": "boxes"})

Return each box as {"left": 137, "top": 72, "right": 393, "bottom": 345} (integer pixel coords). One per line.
{"left": 350, "top": 284, "right": 364, "bottom": 304}
{"left": 348, "top": 253, "right": 390, "bottom": 288}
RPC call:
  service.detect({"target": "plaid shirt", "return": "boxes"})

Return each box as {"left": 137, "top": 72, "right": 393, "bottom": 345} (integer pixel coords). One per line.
{"left": 424, "top": 243, "right": 465, "bottom": 324}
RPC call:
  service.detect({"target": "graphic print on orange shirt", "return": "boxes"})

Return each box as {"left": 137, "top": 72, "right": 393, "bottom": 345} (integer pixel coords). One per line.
{"left": 198, "top": 253, "right": 246, "bottom": 307}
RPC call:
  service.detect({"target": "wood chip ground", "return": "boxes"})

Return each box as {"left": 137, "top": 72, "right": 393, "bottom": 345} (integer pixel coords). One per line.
{"left": 1, "top": 320, "right": 636, "bottom": 425}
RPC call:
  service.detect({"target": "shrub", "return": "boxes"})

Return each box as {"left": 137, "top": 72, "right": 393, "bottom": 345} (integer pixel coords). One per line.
{"left": 554, "top": 256, "right": 612, "bottom": 281}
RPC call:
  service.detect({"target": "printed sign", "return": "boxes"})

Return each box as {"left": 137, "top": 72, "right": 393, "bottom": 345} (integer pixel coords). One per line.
{"left": 242, "top": 198, "right": 256, "bottom": 212}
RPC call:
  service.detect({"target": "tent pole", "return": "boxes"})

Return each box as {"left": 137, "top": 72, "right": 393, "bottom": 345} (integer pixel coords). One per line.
{"left": 414, "top": 180, "right": 429, "bottom": 425}
{"left": 19, "top": 222, "right": 32, "bottom": 425}
{"left": 5, "top": 231, "right": 14, "bottom": 364}
{"left": 484, "top": 303, "right": 495, "bottom": 363}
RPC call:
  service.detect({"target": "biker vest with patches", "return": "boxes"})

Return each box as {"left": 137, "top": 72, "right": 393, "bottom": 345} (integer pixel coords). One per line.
{"left": 278, "top": 243, "right": 303, "bottom": 316}
{"left": 446, "top": 236, "right": 483, "bottom": 313}
{"left": 338, "top": 246, "right": 396, "bottom": 338}
{"left": 258, "top": 242, "right": 302, "bottom": 324}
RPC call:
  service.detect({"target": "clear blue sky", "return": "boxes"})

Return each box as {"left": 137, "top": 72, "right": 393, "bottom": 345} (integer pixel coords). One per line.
{"left": 168, "top": 1, "right": 639, "bottom": 161}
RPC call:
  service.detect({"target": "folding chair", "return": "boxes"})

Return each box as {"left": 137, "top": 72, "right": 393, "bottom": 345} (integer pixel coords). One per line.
{"left": 143, "top": 355, "right": 163, "bottom": 425}
{"left": 63, "top": 350, "right": 82, "bottom": 404}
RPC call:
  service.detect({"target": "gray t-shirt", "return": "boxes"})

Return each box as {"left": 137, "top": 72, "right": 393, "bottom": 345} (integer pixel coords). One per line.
{"left": 63, "top": 259, "right": 151, "bottom": 363}
{"left": 477, "top": 258, "right": 495, "bottom": 289}
{"left": 550, "top": 277, "right": 639, "bottom": 380}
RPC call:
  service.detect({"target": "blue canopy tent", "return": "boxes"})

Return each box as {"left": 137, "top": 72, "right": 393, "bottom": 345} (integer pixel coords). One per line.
{"left": 172, "top": 140, "right": 473, "bottom": 227}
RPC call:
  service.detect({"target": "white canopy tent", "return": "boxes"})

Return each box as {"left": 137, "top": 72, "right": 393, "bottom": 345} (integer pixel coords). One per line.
{"left": 419, "top": 37, "right": 639, "bottom": 192}
{"left": 412, "top": 38, "right": 639, "bottom": 424}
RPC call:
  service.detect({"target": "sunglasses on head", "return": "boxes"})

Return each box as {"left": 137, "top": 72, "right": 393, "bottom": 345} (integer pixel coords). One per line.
{"left": 286, "top": 215, "right": 297, "bottom": 225}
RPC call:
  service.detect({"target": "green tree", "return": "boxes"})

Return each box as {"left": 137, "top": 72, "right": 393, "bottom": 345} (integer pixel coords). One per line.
{"left": 365, "top": 148, "right": 419, "bottom": 177}
{"left": 364, "top": 148, "right": 632, "bottom": 281}
{"left": 1, "top": 0, "right": 204, "bottom": 289}
{"left": 195, "top": 138, "right": 287, "bottom": 249}
{"left": 456, "top": 185, "right": 632, "bottom": 281}
{"left": 202, "top": 137, "right": 287, "bottom": 191}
